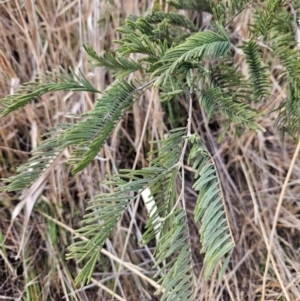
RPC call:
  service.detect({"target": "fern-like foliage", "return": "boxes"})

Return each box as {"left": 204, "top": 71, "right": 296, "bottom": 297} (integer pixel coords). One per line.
{"left": 145, "top": 11, "right": 198, "bottom": 32}
{"left": 83, "top": 44, "right": 142, "bottom": 78}
{"left": 212, "top": 0, "right": 253, "bottom": 26}
{"left": 201, "top": 86, "right": 264, "bottom": 131}
{"left": 203, "top": 57, "right": 264, "bottom": 129}
{"left": 62, "top": 80, "right": 147, "bottom": 173}
{"left": 67, "top": 175, "right": 142, "bottom": 284}
{"left": 1, "top": 124, "right": 70, "bottom": 191}
{"left": 2, "top": 1, "right": 298, "bottom": 299}
{"left": 68, "top": 128, "right": 196, "bottom": 300}
{"left": 153, "top": 210, "right": 193, "bottom": 301}
{"left": 188, "top": 134, "right": 235, "bottom": 279}
{"left": 116, "top": 18, "right": 162, "bottom": 60}
{"left": 252, "top": 0, "right": 285, "bottom": 36}
{"left": 242, "top": 40, "right": 270, "bottom": 101}
{"left": 141, "top": 128, "right": 185, "bottom": 245}
{"left": 154, "top": 27, "right": 231, "bottom": 86}
{"left": 0, "top": 67, "right": 99, "bottom": 116}
{"left": 269, "top": 6, "right": 300, "bottom": 137}
{"left": 210, "top": 59, "right": 252, "bottom": 103}
{"left": 169, "top": 0, "right": 214, "bottom": 13}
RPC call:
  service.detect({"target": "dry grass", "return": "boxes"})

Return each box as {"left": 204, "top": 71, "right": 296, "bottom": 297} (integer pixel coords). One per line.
{"left": 0, "top": 1, "right": 300, "bottom": 300}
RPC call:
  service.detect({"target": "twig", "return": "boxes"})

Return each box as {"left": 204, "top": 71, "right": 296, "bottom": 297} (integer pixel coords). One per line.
{"left": 164, "top": 87, "right": 194, "bottom": 216}
{"left": 180, "top": 87, "right": 194, "bottom": 210}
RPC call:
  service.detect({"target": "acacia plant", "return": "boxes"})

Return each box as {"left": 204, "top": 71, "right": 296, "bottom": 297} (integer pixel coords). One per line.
{"left": 1, "top": 0, "right": 300, "bottom": 299}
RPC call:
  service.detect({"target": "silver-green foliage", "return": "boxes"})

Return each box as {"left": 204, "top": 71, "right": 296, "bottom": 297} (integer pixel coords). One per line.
{"left": 188, "top": 134, "right": 234, "bottom": 279}
{"left": 0, "top": 68, "right": 100, "bottom": 116}
{"left": 1, "top": 0, "right": 299, "bottom": 299}
{"left": 62, "top": 80, "right": 143, "bottom": 173}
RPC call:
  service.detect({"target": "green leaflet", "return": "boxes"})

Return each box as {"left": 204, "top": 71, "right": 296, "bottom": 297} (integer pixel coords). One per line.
{"left": 252, "top": 0, "right": 285, "bottom": 36}
{"left": 145, "top": 11, "right": 199, "bottom": 32}
{"left": 188, "top": 134, "right": 235, "bottom": 280}
{"left": 242, "top": 40, "right": 271, "bottom": 101}
{"left": 0, "top": 67, "right": 99, "bottom": 116}
{"left": 63, "top": 80, "right": 146, "bottom": 173}
{"left": 154, "top": 29, "right": 231, "bottom": 86}
{"left": 169, "top": 0, "right": 215, "bottom": 13}
{"left": 271, "top": 9, "right": 300, "bottom": 138}
{"left": 84, "top": 44, "right": 142, "bottom": 78}
{"left": 1, "top": 124, "right": 71, "bottom": 192}
{"left": 153, "top": 210, "right": 193, "bottom": 301}
{"left": 201, "top": 86, "right": 264, "bottom": 131}
{"left": 67, "top": 128, "right": 189, "bottom": 292}
{"left": 67, "top": 184, "right": 135, "bottom": 285}
{"left": 213, "top": 0, "right": 253, "bottom": 25}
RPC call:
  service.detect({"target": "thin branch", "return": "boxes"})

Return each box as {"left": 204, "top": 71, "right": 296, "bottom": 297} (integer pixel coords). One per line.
{"left": 162, "top": 87, "right": 194, "bottom": 216}
{"left": 180, "top": 87, "right": 194, "bottom": 210}
{"left": 187, "top": 87, "right": 194, "bottom": 136}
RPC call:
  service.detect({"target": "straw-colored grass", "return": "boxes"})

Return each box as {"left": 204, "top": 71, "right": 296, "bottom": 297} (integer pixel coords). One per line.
{"left": 1, "top": 1, "right": 300, "bottom": 300}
